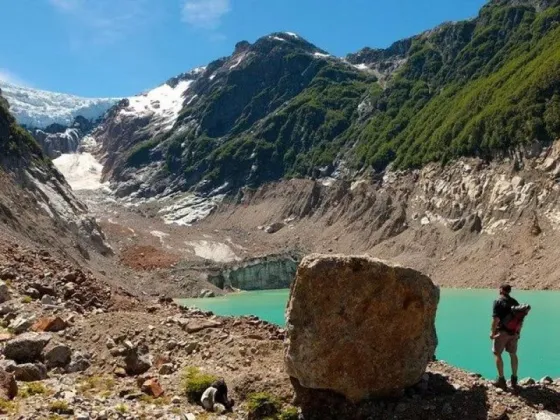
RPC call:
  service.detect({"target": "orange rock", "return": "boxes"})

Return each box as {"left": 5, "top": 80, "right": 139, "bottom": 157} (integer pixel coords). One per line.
{"left": 141, "top": 378, "right": 164, "bottom": 398}
{"left": 154, "top": 354, "right": 171, "bottom": 369}
{"left": 31, "top": 317, "right": 68, "bottom": 332}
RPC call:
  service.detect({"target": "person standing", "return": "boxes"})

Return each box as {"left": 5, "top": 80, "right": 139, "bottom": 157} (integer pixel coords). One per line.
{"left": 491, "top": 284, "right": 520, "bottom": 389}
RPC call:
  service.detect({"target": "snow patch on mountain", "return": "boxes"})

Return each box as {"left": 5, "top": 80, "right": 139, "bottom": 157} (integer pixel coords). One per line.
{"left": 53, "top": 152, "right": 106, "bottom": 191}
{"left": 118, "top": 80, "right": 193, "bottom": 131}
{"left": 0, "top": 81, "right": 119, "bottom": 129}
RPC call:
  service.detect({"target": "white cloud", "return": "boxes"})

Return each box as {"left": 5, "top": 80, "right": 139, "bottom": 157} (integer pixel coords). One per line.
{"left": 182, "top": 0, "right": 231, "bottom": 30}
{"left": 0, "top": 69, "right": 29, "bottom": 86}
{"left": 49, "top": 0, "right": 161, "bottom": 46}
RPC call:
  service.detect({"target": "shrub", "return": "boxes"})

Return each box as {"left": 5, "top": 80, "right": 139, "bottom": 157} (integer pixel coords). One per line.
{"left": 49, "top": 400, "right": 71, "bottom": 414}
{"left": 181, "top": 367, "right": 218, "bottom": 403}
{"left": 21, "top": 296, "right": 32, "bottom": 304}
{"left": 0, "top": 399, "right": 16, "bottom": 415}
{"left": 279, "top": 406, "right": 300, "bottom": 420}
{"left": 78, "top": 375, "right": 116, "bottom": 395}
{"left": 247, "top": 392, "right": 281, "bottom": 419}
{"left": 20, "top": 381, "right": 49, "bottom": 398}
{"left": 115, "top": 403, "right": 128, "bottom": 414}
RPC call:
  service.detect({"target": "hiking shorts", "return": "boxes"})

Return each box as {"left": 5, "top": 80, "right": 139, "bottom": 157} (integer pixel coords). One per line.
{"left": 493, "top": 332, "right": 519, "bottom": 354}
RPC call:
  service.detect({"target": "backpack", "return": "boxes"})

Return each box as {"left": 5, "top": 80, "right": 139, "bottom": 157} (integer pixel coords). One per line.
{"left": 501, "top": 304, "right": 531, "bottom": 334}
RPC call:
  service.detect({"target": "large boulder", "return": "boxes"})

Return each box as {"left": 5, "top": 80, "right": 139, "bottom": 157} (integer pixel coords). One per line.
{"left": 3, "top": 332, "right": 51, "bottom": 363}
{"left": 285, "top": 255, "right": 439, "bottom": 403}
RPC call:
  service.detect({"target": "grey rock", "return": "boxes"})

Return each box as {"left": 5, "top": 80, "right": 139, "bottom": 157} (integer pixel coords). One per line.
{"left": 520, "top": 377, "right": 536, "bottom": 386}
{"left": 536, "top": 412, "right": 560, "bottom": 420}
{"left": 540, "top": 376, "right": 554, "bottom": 385}
{"left": 24, "top": 288, "right": 40, "bottom": 299}
{"left": 0, "top": 302, "right": 17, "bottom": 316}
{"left": 44, "top": 343, "right": 72, "bottom": 368}
{"left": 0, "top": 269, "right": 16, "bottom": 281}
{"left": 106, "top": 337, "right": 116, "bottom": 349}
{"left": 67, "top": 352, "right": 91, "bottom": 373}
{"left": 265, "top": 222, "right": 286, "bottom": 234}
{"left": 40, "top": 295, "right": 55, "bottom": 305}
{"left": 4, "top": 332, "right": 51, "bottom": 363}
{"left": 10, "top": 313, "right": 36, "bottom": 334}
{"left": 184, "top": 414, "right": 196, "bottom": 420}
{"left": 0, "top": 281, "right": 10, "bottom": 304}
{"left": 8, "top": 362, "right": 47, "bottom": 381}
{"left": 158, "top": 363, "right": 174, "bottom": 375}
{"left": 184, "top": 342, "right": 199, "bottom": 355}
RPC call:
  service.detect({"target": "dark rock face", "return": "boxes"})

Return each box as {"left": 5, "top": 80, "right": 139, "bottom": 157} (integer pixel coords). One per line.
{"left": 3, "top": 333, "right": 52, "bottom": 364}
{"left": 8, "top": 363, "right": 48, "bottom": 382}
{"left": 30, "top": 115, "right": 98, "bottom": 159}
{"left": 285, "top": 255, "right": 439, "bottom": 403}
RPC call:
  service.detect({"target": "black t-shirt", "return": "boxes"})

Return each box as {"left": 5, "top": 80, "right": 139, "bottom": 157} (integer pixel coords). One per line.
{"left": 492, "top": 295, "right": 519, "bottom": 331}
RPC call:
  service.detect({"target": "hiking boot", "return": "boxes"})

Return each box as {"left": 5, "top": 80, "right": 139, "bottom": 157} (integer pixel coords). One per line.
{"left": 493, "top": 376, "right": 507, "bottom": 390}
{"left": 511, "top": 375, "right": 519, "bottom": 388}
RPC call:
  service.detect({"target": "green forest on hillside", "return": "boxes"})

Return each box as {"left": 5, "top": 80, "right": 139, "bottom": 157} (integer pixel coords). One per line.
{"left": 352, "top": 2, "right": 560, "bottom": 170}
{"left": 122, "top": 1, "right": 560, "bottom": 192}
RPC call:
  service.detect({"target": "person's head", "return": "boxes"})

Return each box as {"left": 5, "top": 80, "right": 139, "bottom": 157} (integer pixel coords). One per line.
{"left": 499, "top": 284, "right": 512, "bottom": 297}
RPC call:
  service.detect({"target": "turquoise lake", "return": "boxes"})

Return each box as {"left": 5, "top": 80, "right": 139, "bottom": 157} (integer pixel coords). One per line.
{"left": 179, "top": 289, "right": 560, "bottom": 379}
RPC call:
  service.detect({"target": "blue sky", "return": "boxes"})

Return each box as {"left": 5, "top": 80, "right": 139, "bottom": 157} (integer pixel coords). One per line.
{"left": 0, "top": 0, "right": 487, "bottom": 98}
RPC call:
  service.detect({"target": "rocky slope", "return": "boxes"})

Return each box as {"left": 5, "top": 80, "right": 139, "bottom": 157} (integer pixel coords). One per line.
{"left": 0, "top": 89, "right": 112, "bottom": 261}
{"left": 0, "top": 238, "right": 559, "bottom": 419}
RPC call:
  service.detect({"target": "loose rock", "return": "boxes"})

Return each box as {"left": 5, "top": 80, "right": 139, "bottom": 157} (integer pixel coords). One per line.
{"left": 9, "top": 362, "right": 47, "bottom": 382}
{"left": 44, "top": 343, "right": 72, "bottom": 368}
{"left": 4, "top": 332, "right": 51, "bottom": 363}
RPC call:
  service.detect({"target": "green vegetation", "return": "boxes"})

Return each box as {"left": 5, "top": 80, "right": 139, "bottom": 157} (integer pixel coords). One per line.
{"left": 279, "top": 406, "right": 300, "bottom": 420}
{"left": 181, "top": 367, "right": 218, "bottom": 403}
{"left": 77, "top": 375, "right": 116, "bottom": 396}
{"left": 139, "top": 395, "right": 171, "bottom": 406}
{"left": 121, "top": 1, "right": 560, "bottom": 192}
{"left": 20, "top": 296, "right": 32, "bottom": 304}
{"left": 115, "top": 403, "right": 129, "bottom": 414}
{"left": 246, "top": 392, "right": 281, "bottom": 419}
{"left": 49, "top": 400, "right": 71, "bottom": 414}
{"left": 0, "top": 98, "right": 47, "bottom": 165}
{"left": 20, "top": 382, "right": 49, "bottom": 398}
{"left": 0, "top": 399, "right": 16, "bottom": 415}
{"left": 353, "top": 2, "right": 560, "bottom": 170}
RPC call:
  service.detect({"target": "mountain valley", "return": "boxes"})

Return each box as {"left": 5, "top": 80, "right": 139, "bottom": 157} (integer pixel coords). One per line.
{"left": 1, "top": 0, "right": 560, "bottom": 418}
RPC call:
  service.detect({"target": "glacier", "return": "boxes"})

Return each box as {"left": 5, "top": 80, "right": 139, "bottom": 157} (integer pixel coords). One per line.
{"left": 0, "top": 81, "right": 119, "bottom": 129}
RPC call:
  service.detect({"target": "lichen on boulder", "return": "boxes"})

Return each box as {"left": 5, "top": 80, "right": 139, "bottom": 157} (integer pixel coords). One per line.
{"left": 284, "top": 254, "right": 439, "bottom": 403}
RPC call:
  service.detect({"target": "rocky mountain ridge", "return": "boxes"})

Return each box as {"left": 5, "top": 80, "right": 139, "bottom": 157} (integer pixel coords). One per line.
{"left": 81, "top": 0, "right": 560, "bottom": 203}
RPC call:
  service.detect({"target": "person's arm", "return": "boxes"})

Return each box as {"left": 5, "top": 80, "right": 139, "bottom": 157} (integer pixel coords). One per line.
{"left": 491, "top": 300, "right": 500, "bottom": 339}
{"left": 491, "top": 317, "right": 499, "bottom": 339}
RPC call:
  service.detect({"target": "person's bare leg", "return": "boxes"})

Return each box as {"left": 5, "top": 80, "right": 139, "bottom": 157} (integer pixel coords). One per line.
{"left": 510, "top": 353, "right": 518, "bottom": 377}
{"left": 494, "top": 353, "right": 505, "bottom": 378}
